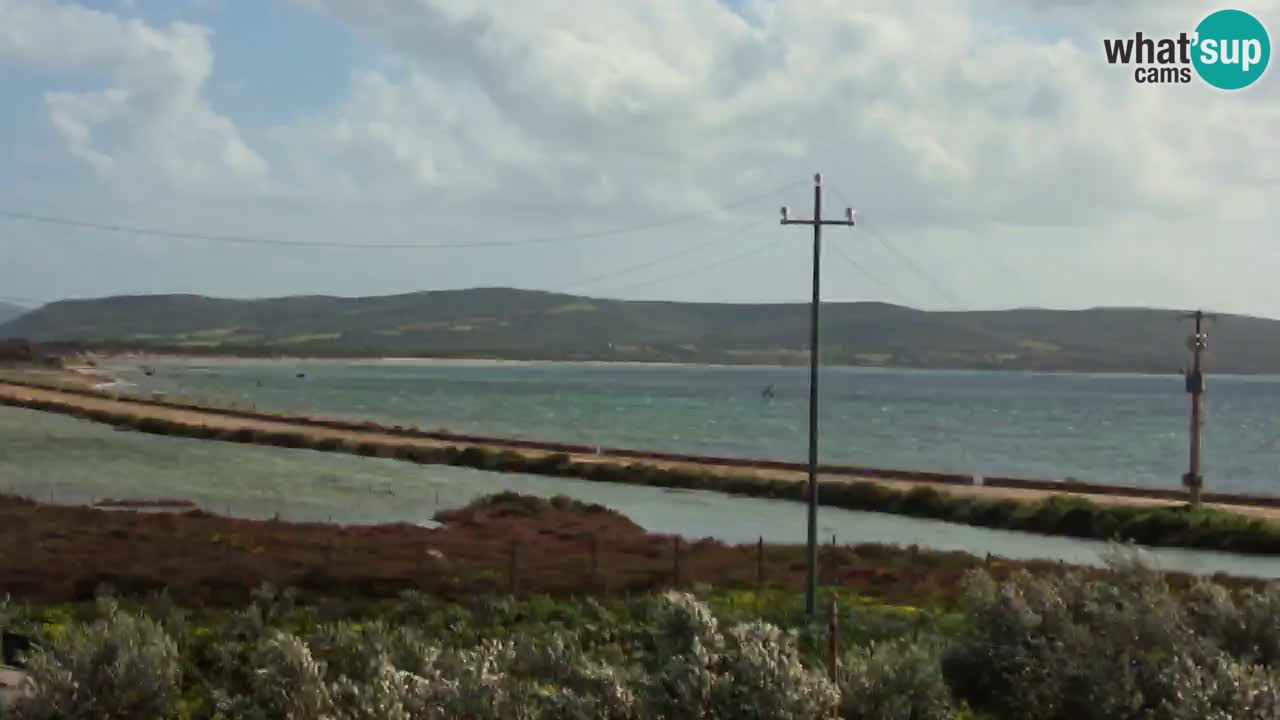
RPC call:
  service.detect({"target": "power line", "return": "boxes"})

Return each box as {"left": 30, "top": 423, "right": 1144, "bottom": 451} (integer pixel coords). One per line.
{"left": 559, "top": 217, "right": 768, "bottom": 293}
{"left": 824, "top": 183, "right": 963, "bottom": 308}
{"left": 0, "top": 180, "right": 801, "bottom": 252}
{"left": 828, "top": 240, "right": 897, "bottom": 299}
{"left": 593, "top": 226, "right": 781, "bottom": 296}
{"left": 860, "top": 223, "right": 965, "bottom": 308}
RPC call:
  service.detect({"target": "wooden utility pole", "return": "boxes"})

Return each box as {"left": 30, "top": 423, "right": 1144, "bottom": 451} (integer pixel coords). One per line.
{"left": 780, "top": 173, "right": 856, "bottom": 618}
{"left": 1180, "top": 310, "right": 1211, "bottom": 508}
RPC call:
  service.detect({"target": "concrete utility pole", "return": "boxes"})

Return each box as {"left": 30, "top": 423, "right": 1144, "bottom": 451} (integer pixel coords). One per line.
{"left": 1180, "top": 310, "right": 1211, "bottom": 508}
{"left": 780, "top": 173, "right": 855, "bottom": 618}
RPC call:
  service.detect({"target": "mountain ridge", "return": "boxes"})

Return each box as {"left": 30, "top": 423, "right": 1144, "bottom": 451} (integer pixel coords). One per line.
{"left": 1, "top": 288, "right": 1273, "bottom": 373}
{"left": 0, "top": 302, "right": 27, "bottom": 327}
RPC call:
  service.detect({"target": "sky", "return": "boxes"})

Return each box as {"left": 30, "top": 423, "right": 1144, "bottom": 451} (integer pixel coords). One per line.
{"left": 0, "top": 0, "right": 1278, "bottom": 316}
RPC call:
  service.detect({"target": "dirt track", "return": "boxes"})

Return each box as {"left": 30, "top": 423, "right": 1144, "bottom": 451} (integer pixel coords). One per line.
{"left": 3, "top": 380, "right": 1279, "bottom": 524}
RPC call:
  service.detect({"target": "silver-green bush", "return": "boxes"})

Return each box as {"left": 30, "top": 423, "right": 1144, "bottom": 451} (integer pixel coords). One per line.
{"left": 840, "top": 638, "right": 955, "bottom": 720}
{"left": 9, "top": 598, "right": 180, "bottom": 720}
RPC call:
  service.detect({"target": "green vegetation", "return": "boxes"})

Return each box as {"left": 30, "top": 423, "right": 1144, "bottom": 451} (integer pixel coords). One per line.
{"left": 274, "top": 332, "right": 342, "bottom": 345}
{"left": 6, "top": 288, "right": 1280, "bottom": 371}
{"left": 4, "top": 554, "right": 1279, "bottom": 719}
{"left": 548, "top": 301, "right": 598, "bottom": 314}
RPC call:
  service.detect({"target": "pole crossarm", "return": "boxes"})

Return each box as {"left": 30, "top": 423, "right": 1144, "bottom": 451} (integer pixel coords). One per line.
{"left": 780, "top": 217, "right": 857, "bottom": 226}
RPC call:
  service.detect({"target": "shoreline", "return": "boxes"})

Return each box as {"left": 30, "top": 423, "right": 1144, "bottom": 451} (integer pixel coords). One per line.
{"left": 3, "top": 377, "right": 1280, "bottom": 555}
{"left": 77, "top": 350, "right": 1209, "bottom": 377}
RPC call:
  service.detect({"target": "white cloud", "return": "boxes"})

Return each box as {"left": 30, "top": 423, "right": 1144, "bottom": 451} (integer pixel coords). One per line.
{"left": 0, "top": 0, "right": 268, "bottom": 196}
{"left": 289, "top": 0, "right": 1279, "bottom": 232}
{"left": 1, "top": 0, "right": 1279, "bottom": 315}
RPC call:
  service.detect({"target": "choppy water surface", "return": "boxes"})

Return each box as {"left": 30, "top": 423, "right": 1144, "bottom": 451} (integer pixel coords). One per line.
{"left": 108, "top": 358, "right": 1280, "bottom": 495}
{"left": 3, "top": 405, "right": 1279, "bottom": 580}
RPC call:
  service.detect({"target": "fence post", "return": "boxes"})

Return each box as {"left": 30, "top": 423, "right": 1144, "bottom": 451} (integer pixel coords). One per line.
{"left": 509, "top": 541, "right": 519, "bottom": 595}
{"left": 673, "top": 536, "right": 681, "bottom": 587}
{"left": 589, "top": 534, "right": 600, "bottom": 592}
{"left": 828, "top": 598, "right": 840, "bottom": 683}
{"left": 756, "top": 536, "right": 764, "bottom": 590}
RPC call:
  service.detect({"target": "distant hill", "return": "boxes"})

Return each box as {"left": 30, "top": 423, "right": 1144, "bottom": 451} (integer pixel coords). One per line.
{"left": 0, "top": 288, "right": 1274, "bottom": 373}
{"left": 0, "top": 302, "right": 27, "bottom": 327}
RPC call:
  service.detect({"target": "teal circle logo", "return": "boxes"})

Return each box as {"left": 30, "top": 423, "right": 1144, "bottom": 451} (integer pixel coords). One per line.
{"left": 1192, "top": 9, "right": 1270, "bottom": 90}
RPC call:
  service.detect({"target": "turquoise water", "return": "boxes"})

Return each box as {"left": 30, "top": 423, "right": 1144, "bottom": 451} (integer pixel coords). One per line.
{"left": 3, "top": 405, "right": 1279, "bottom": 579}
{"left": 108, "top": 358, "right": 1280, "bottom": 495}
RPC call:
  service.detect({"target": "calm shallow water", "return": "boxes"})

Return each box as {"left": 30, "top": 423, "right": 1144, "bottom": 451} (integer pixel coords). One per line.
{"left": 2, "top": 405, "right": 1278, "bottom": 580}
{"left": 109, "top": 358, "right": 1280, "bottom": 495}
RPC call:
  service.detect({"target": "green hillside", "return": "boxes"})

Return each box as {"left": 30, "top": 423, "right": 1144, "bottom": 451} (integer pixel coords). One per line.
{"left": 0, "top": 288, "right": 1273, "bottom": 373}
{"left": 0, "top": 301, "right": 27, "bottom": 326}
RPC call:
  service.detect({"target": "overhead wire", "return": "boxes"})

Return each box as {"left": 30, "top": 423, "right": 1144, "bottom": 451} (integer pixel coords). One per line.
{"left": 825, "top": 183, "right": 966, "bottom": 308}
{"left": 592, "top": 225, "right": 783, "bottom": 296}
{"left": 864, "top": 225, "right": 965, "bottom": 307}
{"left": 0, "top": 180, "right": 802, "bottom": 252}
{"left": 827, "top": 241, "right": 898, "bottom": 300}
{"left": 558, "top": 217, "right": 769, "bottom": 293}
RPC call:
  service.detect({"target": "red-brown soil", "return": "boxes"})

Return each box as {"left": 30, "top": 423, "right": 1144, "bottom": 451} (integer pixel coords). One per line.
{"left": 0, "top": 492, "right": 1122, "bottom": 609}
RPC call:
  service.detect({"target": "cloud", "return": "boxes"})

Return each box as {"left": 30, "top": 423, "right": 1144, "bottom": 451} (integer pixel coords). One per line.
{"left": 1, "top": 0, "right": 1278, "bottom": 315}
{"left": 289, "top": 0, "right": 1278, "bottom": 232}
{"left": 0, "top": 0, "right": 268, "bottom": 196}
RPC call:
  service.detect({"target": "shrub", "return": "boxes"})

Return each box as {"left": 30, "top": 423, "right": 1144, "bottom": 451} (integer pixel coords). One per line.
{"left": 941, "top": 552, "right": 1280, "bottom": 720}
{"left": 710, "top": 620, "right": 839, "bottom": 720}
{"left": 9, "top": 598, "right": 180, "bottom": 720}
{"left": 214, "top": 630, "right": 334, "bottom": 719}
{"left": 529, "top": 452, "right": 574, "bottom": 475}
{"left": 892, "top": 486, "right": 953, "bottom": 520}
{"left": 328, "top": 656, "right": 417, "bottom": 720}
{"left": 1149, "top": 651, "right": 1280, "bottom": 720}
{"left": 840, "top": 638, "right": 956, "bottom": 720}
{"left": 269, "top": 432, "right": 309, "bottom": 449}
{"left": 312, "top": 436, "right": 344, "bottom": 452}
{"left": 632, "top": 593, "right": 837, "bottom": 720}
{"left": 507, "top": 632, "right": 641, "bottom": 720}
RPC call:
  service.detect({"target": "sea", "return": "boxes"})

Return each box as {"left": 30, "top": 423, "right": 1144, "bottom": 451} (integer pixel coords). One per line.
{"left": 101, "top": 358, "right": 1280, "bottom": 496}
